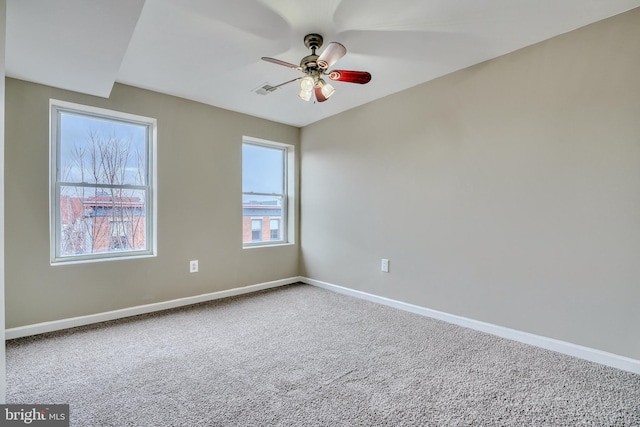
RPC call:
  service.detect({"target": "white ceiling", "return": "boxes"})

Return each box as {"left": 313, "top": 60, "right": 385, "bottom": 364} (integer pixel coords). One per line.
{"left": 6, "top": 0, "right": 640, "bottom": 127}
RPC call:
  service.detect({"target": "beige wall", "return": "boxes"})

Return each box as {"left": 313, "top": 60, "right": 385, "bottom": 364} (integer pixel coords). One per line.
{"left": 300, "top": 9, "right": 640, "bottom": 359}
{"left": 5, "top": 80, "right": 299, "bottom": 328}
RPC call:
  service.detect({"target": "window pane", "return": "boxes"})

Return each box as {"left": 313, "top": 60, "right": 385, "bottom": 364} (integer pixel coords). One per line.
{"left": 58, "top": 186, "right": 147, "bottom": 256}
{"left": 241, "top": 138, "right": 292, "bottom": 247}
{"left": 59, "top": 111, "right": 148, "bottom": 186}
{"left": 242, "top": 195, "right": 283, "bottom": 244}
{"left": 242, "top": 144, "right": 284, "bottom": 194}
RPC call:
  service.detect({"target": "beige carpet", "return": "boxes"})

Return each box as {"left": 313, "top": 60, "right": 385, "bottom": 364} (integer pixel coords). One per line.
{"left": 6, "top": 283, "right": 640, "bottom": 426}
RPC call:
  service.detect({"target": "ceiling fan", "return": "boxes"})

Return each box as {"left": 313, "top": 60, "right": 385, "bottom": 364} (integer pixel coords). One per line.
{"left": 261, "top": 33, "right": 372, "bottom": 103}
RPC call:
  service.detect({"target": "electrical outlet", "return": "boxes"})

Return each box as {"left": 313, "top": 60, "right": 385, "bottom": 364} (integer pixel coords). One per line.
{"left": 189, "top": 260, "right": 198, "bottom": 273}
{"left": 381, "top": 259, "right": 389, "bottom": 273}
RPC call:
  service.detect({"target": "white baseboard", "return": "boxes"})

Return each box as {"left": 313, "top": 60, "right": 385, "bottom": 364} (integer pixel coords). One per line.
{"left": 302, "top": 277, "right": 640, "bottom": 375}
{"left": 8, "top": 276, "right": 638, "bottom": 375}
{"left": 5, "top": 277, "right": 302, "bottom": 340}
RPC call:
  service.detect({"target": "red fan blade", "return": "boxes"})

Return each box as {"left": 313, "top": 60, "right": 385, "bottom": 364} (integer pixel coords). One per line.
{"left": 314, "top": 86, "right": 329, "bottom": 102}
{"left": 328, "top": 70, "right": 372, "bottom": 84}
{"left": 316, "top": 42, "right": 346, "bottom": 70}
{"left": 261, "top": 57, "right": 302, "bottom": 71}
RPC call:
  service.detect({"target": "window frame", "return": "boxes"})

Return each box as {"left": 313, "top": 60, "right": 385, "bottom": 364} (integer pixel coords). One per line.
{"left": 242, "top": 137, "right": 294, "bottom": 248}
{"left": 49, "top": 99, "right": 158, "bottom": 265}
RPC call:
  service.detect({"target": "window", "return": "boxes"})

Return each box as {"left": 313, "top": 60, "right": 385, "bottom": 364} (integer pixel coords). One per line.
{"left": 50, "top": 100, "right": 157, "bottom": 264}
{"left": 251, "top": 219, "right": 263, "bottom": 242}
{"left": 270, "top": 219, "right": 280, "bottom": 241}
{"left": 242, "top": 138, "right": 294, "bottom": 247}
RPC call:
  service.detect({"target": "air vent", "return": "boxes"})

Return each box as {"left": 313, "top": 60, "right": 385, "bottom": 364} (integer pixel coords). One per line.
{"left": 253, "top": 83, "right": 278, "bottom": 96}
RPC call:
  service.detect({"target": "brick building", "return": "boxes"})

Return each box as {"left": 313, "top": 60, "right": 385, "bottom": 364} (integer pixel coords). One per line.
{"left": 59, "top": 193, "right": 146, "bottom": 255}
{"left": 242, "top": 200, "right": 283, "bottom": 244}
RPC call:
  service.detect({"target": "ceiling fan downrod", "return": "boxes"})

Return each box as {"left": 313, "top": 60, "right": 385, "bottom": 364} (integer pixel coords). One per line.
{"left": 300, "top": 33, "right": 323, "bottom": 73}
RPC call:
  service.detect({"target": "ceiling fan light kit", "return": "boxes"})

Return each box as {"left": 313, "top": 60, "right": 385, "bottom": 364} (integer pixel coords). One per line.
{"left": 299, "top": 76, "right": 314, "bottom": 101}
{"left": 318, "top": 79, "right": 335, "bottom": 98}
{"left": 262, "top": 33, "right": 371, "bottom": 103}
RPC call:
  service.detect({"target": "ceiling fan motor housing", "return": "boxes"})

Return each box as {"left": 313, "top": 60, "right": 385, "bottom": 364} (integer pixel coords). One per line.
{"left": 303, "top": 33, "right": 323, "bottom": 50}
{"left": 301, "top": 34, "right": 324, "bottom": 72}
{"left": 300, "top": 54, "right": 319, "bottom": 71}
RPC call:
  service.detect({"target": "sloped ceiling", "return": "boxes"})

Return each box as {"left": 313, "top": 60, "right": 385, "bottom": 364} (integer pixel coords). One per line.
{"left": 6, "top": 0, "right": 640, "bottom": 127}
